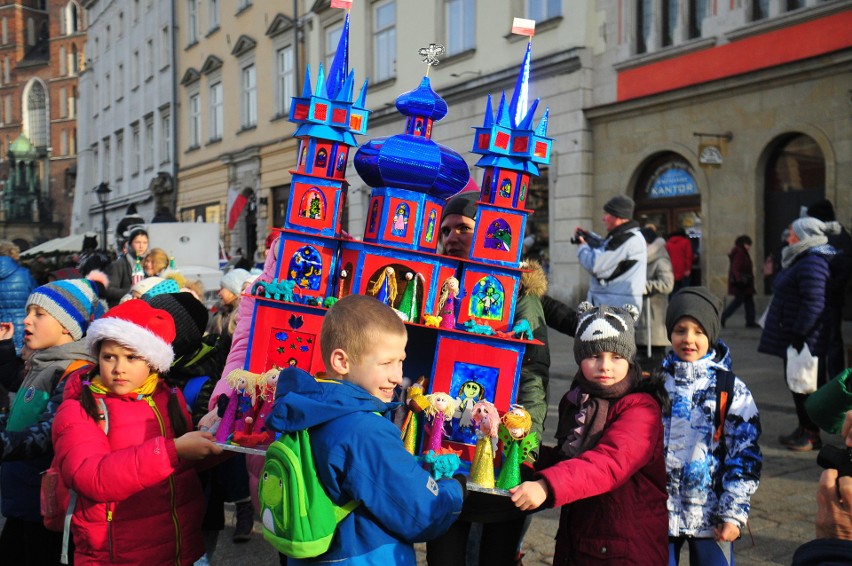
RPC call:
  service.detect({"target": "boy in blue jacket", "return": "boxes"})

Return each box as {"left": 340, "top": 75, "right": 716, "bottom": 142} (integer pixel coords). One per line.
{"left": 266, "top": 294, "right": 465, "bottom": 564}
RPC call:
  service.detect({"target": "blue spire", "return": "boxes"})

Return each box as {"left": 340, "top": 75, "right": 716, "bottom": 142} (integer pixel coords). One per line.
{"left": 508, "top": 42, "right": 531, "bottom": 128}
{"left": 325, "top": 13, "right": 350, "bottom": 99}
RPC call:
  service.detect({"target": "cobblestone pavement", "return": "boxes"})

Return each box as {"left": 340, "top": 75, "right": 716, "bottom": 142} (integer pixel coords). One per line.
{"left": 5, "top": 321, "right": 845, "bottom": 565}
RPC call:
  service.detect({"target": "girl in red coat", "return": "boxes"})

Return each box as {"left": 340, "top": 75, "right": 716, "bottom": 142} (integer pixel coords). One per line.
{"left": 52, "top": 300, "right": 222, "bottom": 565}
{"left": 511, "top": 302, "right": 669, "bottom": 565}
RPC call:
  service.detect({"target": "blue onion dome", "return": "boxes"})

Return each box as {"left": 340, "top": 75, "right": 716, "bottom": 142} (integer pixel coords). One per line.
{"left": 354, "top": 76, "right": 469, "bottom": 200}
{"left": 395, "top": 76, "right": 448, "bottom": 123}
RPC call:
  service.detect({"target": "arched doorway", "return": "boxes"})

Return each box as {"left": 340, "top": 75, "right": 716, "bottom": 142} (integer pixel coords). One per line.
{"left": 762, "top": 133, "right": 825, "bottom": 292}
{"left": 633, "top": 152, "right": 702, "bottom": 284}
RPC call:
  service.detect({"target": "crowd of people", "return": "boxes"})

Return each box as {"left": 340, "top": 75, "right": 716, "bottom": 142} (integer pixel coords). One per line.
{"left": 0, "top": 193, "right": 848, "bottom": 566}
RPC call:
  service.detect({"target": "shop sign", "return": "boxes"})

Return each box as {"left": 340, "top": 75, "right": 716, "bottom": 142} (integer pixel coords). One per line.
{"left": 648, "top": 167, "right": 698, "bottom": 198}
{"left": 699, "top": 143, "right": 723, "bottom": 167}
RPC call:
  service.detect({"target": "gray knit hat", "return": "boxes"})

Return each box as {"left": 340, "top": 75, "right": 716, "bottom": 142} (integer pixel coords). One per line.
{"left": 26, "top": 279, "right": 105, "bottom": 341}
{"left": 603, "top": 195, "right": 635, "bottom": 219}
{"left": 220, "top": 268, "right": 251, "bottom": 296}
{"left": 665, "top": 287, "right": 722, "bottom": 346}
{"left": 443, "top": 190, "right": 479, "bottom": 220}
{"left": 573, "top": 302, "right": 639, "bottom": 364}
{"left": 791, "top": 217, "right": 841, "bottom": 241}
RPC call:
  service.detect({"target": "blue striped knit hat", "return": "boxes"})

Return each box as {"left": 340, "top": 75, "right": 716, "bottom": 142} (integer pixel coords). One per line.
{"left": 26, "top": 279, "right": 105, "bottom": 341}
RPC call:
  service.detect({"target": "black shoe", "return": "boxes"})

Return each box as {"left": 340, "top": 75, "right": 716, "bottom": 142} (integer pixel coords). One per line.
{"left": 786, "top": 429, "right": 822, "bottom": 452}
{"left": 233, "top": 501, "right": 254, "bottom": 543}
{"left": 778, "top": 427, "right": 804, "bottom": 446}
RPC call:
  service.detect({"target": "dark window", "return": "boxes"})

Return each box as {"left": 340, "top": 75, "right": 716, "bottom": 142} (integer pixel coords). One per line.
{"left": 636, "top": 0, "right": 652, "bottom": 53}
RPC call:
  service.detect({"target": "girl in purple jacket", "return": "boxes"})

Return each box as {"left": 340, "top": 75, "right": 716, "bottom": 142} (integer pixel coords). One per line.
{"left": 511, "top": 302, "right": 669, "bottom": 565}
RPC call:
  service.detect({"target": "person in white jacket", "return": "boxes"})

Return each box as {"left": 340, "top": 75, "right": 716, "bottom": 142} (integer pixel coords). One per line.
{"left": 576, "top": 195, "right": 647, "bottom": 314}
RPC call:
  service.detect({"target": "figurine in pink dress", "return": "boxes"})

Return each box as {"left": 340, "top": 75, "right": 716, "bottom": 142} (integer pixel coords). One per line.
{"left": 423, "top": 392, "right": 458, "bottom": 454}
{"left": 436, "top": 276, "right": 459, "bottom": 330}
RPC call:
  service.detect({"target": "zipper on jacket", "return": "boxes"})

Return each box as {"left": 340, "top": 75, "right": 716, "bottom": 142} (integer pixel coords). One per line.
{"left": 107, "top": 502, "right": 115, "bottom": 562}
{"left": 145, "top": 396, "right": 182, "bottom": 565}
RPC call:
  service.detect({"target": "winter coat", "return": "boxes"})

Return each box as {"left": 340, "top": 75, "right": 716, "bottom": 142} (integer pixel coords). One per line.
{"left": 758, "top": 245, "right": 835, "bottom": 359}
{"left": 666, "top": 233, "right": 693, "bottom": 283}
{"left": 726, "top": 244, "right": 755, "bottom": 296}
{"left": 577, "top": 220, "right": 647, "bottom": 314}
{"left": 662, "top": 341, "right": 762, "bottom": 537}
{"left": 105, "top": 253, "right": 136, "bottom": 306}
{"left": 0, "top": 339, "right": 94, "bottom": 521}
{"left": 0, "top": 255, "right": 36, "bottom": 351}
{"left": 266, "top": 368, "right": 464, "bottom": 565}
{"left": 636, "top": 237, "right": 674, "bottom": 347}
{"left": 535, "top": 391, "right": 668, "bottom": 565}
{"left": 52, "top": 373, "right": 205, "bottom": 565}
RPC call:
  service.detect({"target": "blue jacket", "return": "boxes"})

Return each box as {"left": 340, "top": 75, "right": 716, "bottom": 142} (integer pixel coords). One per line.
{"left": 758, "top": 245, "right": 835, "bottom": 359}
{"left": 662, "top": 341, "right": 762, "bottom": 537}
{"left": 266, "top": 368, "right": 464, "bottom": 565}
{"left": 0, "top": 255, "right": 36, "bottom": 352}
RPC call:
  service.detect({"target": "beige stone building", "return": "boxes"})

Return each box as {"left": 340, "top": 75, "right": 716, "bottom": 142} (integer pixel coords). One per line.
{"left": 176, "top": 0, "right": 301, "bottom": 260}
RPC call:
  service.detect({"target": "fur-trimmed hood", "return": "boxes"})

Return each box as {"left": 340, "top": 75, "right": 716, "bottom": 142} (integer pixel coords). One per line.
{"left": 520, "top": 259, "right": 548, "bottom": 298}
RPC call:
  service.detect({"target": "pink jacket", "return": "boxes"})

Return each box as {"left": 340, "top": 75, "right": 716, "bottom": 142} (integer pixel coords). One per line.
{"left": 52, "top": 375, "right": 205, "bottom": 565}
{"left": 536, "top": 392, "right": 668, "bottom": 565}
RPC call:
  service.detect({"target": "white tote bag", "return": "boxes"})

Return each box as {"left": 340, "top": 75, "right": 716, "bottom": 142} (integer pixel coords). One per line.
{"left": 786, "top": 344, "right": 819, "bottom": 394}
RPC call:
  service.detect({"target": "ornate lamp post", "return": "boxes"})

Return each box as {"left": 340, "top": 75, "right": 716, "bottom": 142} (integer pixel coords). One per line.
{"left": 94, "top": 182, "right": 111, "bottom": 252}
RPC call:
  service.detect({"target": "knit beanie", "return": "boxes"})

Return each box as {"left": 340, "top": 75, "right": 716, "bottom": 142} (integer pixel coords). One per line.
{"left": 603, "top": 195, "right": 635, "bottom": 219}
{"left": 220, "top": 268, "right": 251, "bottom": 296}
{"left": 146, "top": 292, "right": 209, "bottom": 359}
{"left": 87, "top": 299, "right": 176, "bottom": 373}
{"left": 142, "top": 278, "right": 181, "bottom": 299}
{"left": 666, "top": 287, "right": 722, "bottom": 346}
{"left": 131, "top": 276, "right": 166, "bottom": 297}
{"left": 791, "top": 216, "right": 841, "bottom": 241}
{"left": 26, "top": 279, "right": 105, "bottom": 341}
{"left": 573, "top": 301, "right": 639, "bottom": 364}
{"left": 443, "top": 190, "right": 479, "bottom": 220}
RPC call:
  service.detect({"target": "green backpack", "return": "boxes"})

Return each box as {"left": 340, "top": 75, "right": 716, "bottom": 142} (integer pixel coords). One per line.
{"left": 259, "top": 428, "right": 359, "bottom": 558}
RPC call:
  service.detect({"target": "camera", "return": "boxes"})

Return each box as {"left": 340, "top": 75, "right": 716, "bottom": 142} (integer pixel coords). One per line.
{"left": 817, "top": 444, "right": 852, "bottom": 478}
{"left": 570, "top": 228, "right": 589, "bottom": 245}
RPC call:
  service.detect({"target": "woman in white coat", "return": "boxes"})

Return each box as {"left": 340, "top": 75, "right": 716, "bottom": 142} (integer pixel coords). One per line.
{"left": 636, "top": 227, "right": 675, "bottom": 367}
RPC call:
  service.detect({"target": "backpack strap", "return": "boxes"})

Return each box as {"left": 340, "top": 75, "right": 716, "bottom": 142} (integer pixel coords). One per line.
{"left": 713, "top": 370, "right": 736, "bottom": 443}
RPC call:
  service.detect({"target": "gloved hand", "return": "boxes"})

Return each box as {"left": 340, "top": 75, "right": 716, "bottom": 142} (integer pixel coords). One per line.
{"left": 790, "top": 334, "right": 805, "bottom": 353}
{"left": 452, "top": 473, "right": 468, "bottom": 500}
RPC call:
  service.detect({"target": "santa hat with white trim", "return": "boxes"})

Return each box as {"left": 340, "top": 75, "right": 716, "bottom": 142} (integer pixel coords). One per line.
{"left": 87, "top": 299, "right": 176, "bottom": 373}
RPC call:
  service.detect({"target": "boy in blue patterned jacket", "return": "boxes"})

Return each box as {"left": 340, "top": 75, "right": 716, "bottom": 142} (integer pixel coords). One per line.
{"left": 659, "top": 287, "right": 762, "bottom": 565}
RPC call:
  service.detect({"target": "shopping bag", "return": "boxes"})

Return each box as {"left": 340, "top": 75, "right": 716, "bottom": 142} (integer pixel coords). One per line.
{"left": 786, "top": 344, "right": 819, "bottom": 394}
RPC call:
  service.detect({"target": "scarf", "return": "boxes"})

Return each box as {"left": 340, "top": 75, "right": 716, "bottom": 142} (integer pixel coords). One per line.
{"left": 89, "top": 372, "right": 161, "bottom": 397}
{"left": 557, "top": 370, "right": 637, "bottom": 459}
{"left": 781, "top": 236, "right": 827, "bottom": 269}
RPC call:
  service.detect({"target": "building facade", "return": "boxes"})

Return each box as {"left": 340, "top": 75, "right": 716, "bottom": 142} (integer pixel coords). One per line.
{"left": 584, "top": 0, "right": 851, "bottom": 298}
{"left": 175, "top": 0, "right": 301, "bottom": 262}
{"left": 73, "top": 0, "right": 177, "bottom": 250}
{"left": 0, "top": 0, "right": 86, "bottom": 249}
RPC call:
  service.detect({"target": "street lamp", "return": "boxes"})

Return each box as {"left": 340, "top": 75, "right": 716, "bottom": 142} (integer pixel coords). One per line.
{"left": 94, "top": 182, "right": 111, "bottom": 252}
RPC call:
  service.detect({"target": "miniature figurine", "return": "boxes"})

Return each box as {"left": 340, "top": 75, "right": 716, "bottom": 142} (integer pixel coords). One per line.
{"left": 423, "top": 392, "right": 458, "bottom": 454}
{"left": 495, "top": 404, "right": 539, "bottom": 490}
{"left": 469, "top": 400, "right": 500, "bottom": 488}
{"left": 454, "top": 380, "right": 485, "bottom": 431}
{"left": 436, "top": 276, "right": 459, "bottom": 330}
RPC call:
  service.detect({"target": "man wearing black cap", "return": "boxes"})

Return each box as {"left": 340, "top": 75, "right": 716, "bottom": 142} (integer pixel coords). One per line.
{"left": 576, "top": 194, "right": 647, "bottom": 313}
{"left": 430, "top": 190, "right": 550, "bottom": 565}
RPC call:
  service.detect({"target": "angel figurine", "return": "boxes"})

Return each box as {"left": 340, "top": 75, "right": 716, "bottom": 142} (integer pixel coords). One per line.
{"left": 469, "top": 400, "right": 500, "bottom": 488}
{"left": 423, "top": 392, "right": 459, "bottom": 454}
{"left": 495, "top": 404, "right": 539, "bottom": 490}
{"left": 436, "top": 276, "right": 459, "bottom": 330}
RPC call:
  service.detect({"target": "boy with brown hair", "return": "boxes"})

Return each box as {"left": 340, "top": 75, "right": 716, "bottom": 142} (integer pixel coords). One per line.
{"left": 266, "top": 294, "right": 465, "bottom": 564}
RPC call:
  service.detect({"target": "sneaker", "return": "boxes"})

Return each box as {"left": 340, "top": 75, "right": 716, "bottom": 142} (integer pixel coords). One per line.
{"left": 786, "top": 429, "right": 822, "bottom": 452}
{"left": 778, "top": 427, "right": 804, "bottom": 446}
{"left": 233, "top": 501, "right": 254, "bottom": 543}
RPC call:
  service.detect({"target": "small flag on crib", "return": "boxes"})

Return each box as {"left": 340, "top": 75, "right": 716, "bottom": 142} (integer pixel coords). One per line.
{"left": 331, "top": 0, "right": 353, "bottom": 9}
{"left": 511, "top": 18, "right": 536, "bottom": 37}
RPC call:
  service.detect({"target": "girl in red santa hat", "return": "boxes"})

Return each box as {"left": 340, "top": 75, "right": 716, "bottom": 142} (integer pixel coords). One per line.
{"left": 51, "top": 299, "right": 222, "bottom": 565}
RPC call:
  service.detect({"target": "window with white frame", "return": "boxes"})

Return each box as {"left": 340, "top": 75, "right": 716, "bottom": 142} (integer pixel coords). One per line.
{"left": 325, "top": 24, "right": 342, "bottom": 71}
{"left": 116, "top": 131, "right": 124, "bottom": 180}
{"left": 65, "top": 1, "right": 80, "bottom": 34}
{"left": 444, "top": 0, "right": 475, "bottom": 56}
{"left": 144, "top": 115, "right": 154, "bottom": 169}
{"left": 160, "top": 111, "right": 171, "bottom": 163}
{"left": 25, "top": 81, "right": 48, "bottom": 146}
{"left": 662, "top": 0, "right": 678, "bottom": 46}
{"left": 241, "top": 64, "right": 256, "bottom": 128}
{"left": 103, "top": 138, "right": 110, "bottom": 181}
{"left": 131, "top": 122, "right": 140, "bottom": 174}
{"left": 209, "top": 0, "right": 220, "bottom": 30}
{"left": 209, "top": 81, "right": 223, "bottom": 141}
{"left": 145, "top": 38, "right": 154, "bottom": 78}
{"left": 527, "top": 0, "right": 561, "bottom": 21}
{"left": 70, "top": 44, "right": 79, "bottom": 75}
{"left": 188, "top": 92, "right": 201, "bottom": 147}
{"left": 276, "top": 46, "right": 293, "bottom": 116}
{"left": 636, "top": 0, "right": 652, "bottom": 53}
{"left": 187, "top": 0, "right": 198, "bottom": 44}
{"left": 116, "top": 63, "right": 124, "bottom": 98}
{"left": 160, "top": 27, "right": 170, "bottom": 68}
{"left": 373, "top": 1, "right": 396, "bottom": 82}
{"left": 688, "top": 0, "right": 708, "bottom": 38}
